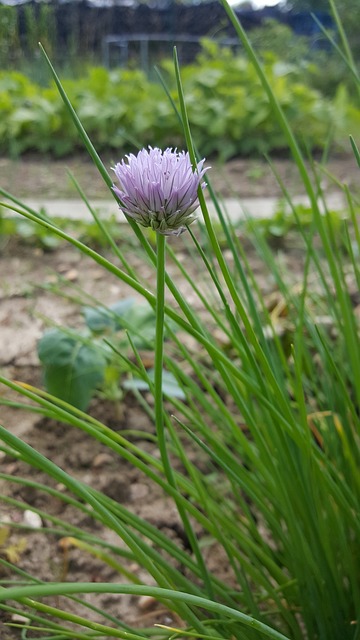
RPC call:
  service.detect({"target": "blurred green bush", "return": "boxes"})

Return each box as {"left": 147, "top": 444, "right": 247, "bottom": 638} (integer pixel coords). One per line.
{"left": 1, "top": 41, "right": 359, "bottom": 159}
{"left": 249, "top": 18, "right": 356, "bottom": 99}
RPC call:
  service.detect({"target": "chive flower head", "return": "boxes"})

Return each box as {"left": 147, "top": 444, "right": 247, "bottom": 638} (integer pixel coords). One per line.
{"left": 112, "top": 147, "right": 208, "bottom": 235}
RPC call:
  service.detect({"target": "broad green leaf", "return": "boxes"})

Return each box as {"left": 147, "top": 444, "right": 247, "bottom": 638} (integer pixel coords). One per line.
{"left": 82, "top": 298, "right": 135, "bottom": 334}
{"left": 123, "top": 370, "right": 186, "bottom": 400}
{"left": 38, "top": 329, "right": 107, "bottom": 410}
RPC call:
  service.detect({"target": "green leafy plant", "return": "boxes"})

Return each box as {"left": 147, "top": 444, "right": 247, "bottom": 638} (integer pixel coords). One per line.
{"left": 37, "top": 298, "right": 182, "bottom": 411}
{"left": 247, "top": 201, "right": 348, "bottom": 241}
{"left": 1, "top": 41, "right": 360, "bottom": 158}
{"left": 38, "top": 328, "right": 108, "bottom": 412}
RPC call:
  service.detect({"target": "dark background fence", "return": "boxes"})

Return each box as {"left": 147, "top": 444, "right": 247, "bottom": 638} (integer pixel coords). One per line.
{"left": 0, "top": 1, "right": 334, "bottom": 70}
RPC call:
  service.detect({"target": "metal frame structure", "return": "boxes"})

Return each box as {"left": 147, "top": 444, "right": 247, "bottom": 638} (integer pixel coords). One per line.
{"left": 102, "top": 33, "right": 241, "bottom": 71}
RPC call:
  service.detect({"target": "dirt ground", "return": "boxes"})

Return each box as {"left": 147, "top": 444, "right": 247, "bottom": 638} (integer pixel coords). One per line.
{"left": 1, "top": 152, "right": 360, "bottom": 200}
{"left": 1, "top": 239, "right": 206, "bottom": 635}
{"left": 0, "top": 153, "right": 358, "bottom": 638}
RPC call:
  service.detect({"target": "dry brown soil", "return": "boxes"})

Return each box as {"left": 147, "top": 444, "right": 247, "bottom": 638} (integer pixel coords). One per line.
{"left": 1, "top": 153, "right": 360, "bottom": 200}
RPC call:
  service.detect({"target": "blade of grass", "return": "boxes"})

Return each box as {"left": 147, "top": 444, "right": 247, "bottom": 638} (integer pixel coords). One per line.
{"left": 219, "top": 0, "right": 360, "bottom": 412}
{"left": 0, "top": 581, "right": 292, "bottom": 640}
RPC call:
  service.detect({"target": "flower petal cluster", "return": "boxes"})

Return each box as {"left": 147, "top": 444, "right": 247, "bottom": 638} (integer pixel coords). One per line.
{"left": 112, "top": 147, "right": 208, "bottom": 236}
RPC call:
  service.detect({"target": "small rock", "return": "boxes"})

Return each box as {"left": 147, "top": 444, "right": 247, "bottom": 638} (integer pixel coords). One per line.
{"left": 23, "top": 510, "right": 42, "bottom": 529}
{"left": 130, "top": 483, "right": 149, "bottom": 501}
{"left": 144, "top": 392, "right": 154, "bottom": 405}
{"left": 139, "top": 352, "right": 154, "bottom": 369}
{"left": 213, "top": 327, "right": 230, "bottom": 347}
{"left": 138, "top": 595, "right": 157, "bottom": 612}
{"left": 1, "top": 515, "right": 12, "bottom": 524}
{"left": 92, "top": 453, "right": 113, "bottom": 468}
{"left": 5, "top": 463, "right": 18, "bottom": 474}
{"left": 45, "top": 274, "right": 58, "bottom": 284}
{"left": 10, "top": 613, "right": 30, "bottom": 624}
{"left": 223, "top": 249, "right": 234, "bottom": 261}
{"left": 64, "top": 269, "right": 78, "bottom": 282}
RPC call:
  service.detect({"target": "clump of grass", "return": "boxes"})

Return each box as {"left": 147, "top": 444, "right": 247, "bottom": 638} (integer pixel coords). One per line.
{"left": 0, "top": 1, "right": 359, "bottom": 639}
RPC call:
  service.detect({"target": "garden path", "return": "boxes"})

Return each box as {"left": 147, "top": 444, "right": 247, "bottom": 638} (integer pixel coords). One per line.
{"left": 3, "top": 193, "right": 347, "bottom": 223}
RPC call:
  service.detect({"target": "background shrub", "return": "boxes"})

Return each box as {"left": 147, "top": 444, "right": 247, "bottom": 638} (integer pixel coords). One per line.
{"left": 1, "top": 42, "right": 359, "bottom": 159}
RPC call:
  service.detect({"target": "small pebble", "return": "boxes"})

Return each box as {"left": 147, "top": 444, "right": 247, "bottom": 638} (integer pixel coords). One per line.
{"left": 45, "top": 274, "right": 58, "bottom": 284}
{"left": 110, "top": 285, "right": 121, "bottom": 294}
{"left": 130, "top": 483, "right": 149, "bottom": 500}
{"left": 64, "top": 268, "right": 78, "bottom": 281}
{"left": 1, "top": 515, "right": 12, "bottom": 524}
{"left": 23, "top": 509, "right": 42, "bottom": 529}
{"left": 11, "top": 613, "right": 30, "bottom": 624}
{"left": 138, "top": 595, "right": 157, "bottom": 612}
{"left": 92, "top": 453, "right": 113, "bottom": 468}
{"left": 5, "top": 463, "right": 18, "bottom": 474}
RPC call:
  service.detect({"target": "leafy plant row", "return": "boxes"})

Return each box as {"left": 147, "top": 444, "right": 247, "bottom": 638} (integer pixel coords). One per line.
{"left": 1, "top": 41, "right": 360, "bottom": 159}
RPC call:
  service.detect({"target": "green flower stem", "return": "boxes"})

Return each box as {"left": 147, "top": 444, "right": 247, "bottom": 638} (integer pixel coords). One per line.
{"left": 154, "top": 233, "right": 168, "bottom": 480}
{"left": 154, "top": 233, "right": 214, "bottom": 601}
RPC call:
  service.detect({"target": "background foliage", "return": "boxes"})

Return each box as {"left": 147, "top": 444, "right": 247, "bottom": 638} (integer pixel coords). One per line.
{"left": 1, "top": 41, "right": 359, "bottom": 159}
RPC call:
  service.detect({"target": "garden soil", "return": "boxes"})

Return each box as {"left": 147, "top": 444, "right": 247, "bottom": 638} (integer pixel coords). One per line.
{"left": 0, "top": 154, "right": 359, "bottom": 638}
{"left": 1, "top": 153, "right": 360, "bottom": 201}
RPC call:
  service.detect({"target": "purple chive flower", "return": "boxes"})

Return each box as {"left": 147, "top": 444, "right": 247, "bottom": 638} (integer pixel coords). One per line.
{"left": 112, "top": 147, "right": 208, "bottom": 236}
